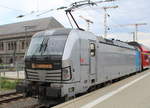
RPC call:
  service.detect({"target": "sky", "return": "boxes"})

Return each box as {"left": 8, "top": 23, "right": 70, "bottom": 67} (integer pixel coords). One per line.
{"left": 0, "top": 0, "right": 149, "bottom": 47}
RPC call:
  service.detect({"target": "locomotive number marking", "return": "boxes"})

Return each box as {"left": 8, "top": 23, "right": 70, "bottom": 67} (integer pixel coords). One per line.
{"left": 32, "top": 64, "right": 53, "bottom": 69}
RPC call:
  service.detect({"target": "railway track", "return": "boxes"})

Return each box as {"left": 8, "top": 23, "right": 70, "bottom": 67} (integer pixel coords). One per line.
{"left": 0, "top": 91, "right": 45, "bottom": 108}
{"left": 0, "top": 91, "right": 24, "bottom": 104}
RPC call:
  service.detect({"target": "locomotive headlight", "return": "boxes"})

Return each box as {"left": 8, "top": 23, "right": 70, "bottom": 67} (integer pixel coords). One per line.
{"left": 62, "top": 67, "right": 71, "bottom": 81}
{"left": 62, "top": 69, "right": 69, "bottom": 79}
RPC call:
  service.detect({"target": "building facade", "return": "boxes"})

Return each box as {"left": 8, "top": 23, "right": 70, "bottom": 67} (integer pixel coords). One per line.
{"left": 0, "top": 17, "right": 64, "bottom": 64}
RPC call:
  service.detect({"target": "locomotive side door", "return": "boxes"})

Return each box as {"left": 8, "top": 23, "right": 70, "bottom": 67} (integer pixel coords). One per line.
{"left": 89, "top": 40, "right": 97, "bottom": 84}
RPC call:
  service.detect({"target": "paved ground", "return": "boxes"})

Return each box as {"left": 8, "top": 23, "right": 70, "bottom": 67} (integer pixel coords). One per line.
{"left": 53, "top": 69, "right": 150, "bottom": 108}
{"left": 0, "top": 71, "right": 25, "bottom": 79}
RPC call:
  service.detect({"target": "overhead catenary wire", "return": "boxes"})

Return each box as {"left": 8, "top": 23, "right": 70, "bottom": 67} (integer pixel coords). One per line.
{"left": 0, "top": 4, "right": 40, "bottom": 19}
{"left": 16, "top": 0, "right": 118, "bottom": 32}
{"left": 65, "top": 0, "right": 118, "bottom": 29}
{"left": 79, "top": 15, "right": 93, "bottom": 31}
{"left": 115, "top": 23, "right": 147, "bottom": 41}
{"left": 81, "top": 6, "right": 131, "bottom": 39}
{"left": 0, "top": 4, "right": 27, "bottom": 13}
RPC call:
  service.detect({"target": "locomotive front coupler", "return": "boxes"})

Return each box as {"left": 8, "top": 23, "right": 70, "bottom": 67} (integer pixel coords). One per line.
{"left": 38, "top": 83, "right": 61, "bottom": 99}
{"left": 37, "top": 83, "right": 63, "bottom": 107}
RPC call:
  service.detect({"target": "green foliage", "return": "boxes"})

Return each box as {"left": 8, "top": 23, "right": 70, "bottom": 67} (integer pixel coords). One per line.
{"left": 0, "top": 77, "right": 20, "bottom": 90}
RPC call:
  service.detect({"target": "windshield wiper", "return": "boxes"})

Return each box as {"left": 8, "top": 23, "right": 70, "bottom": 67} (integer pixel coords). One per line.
{"left": 39, "top": 37, "right": 49, "bottom": 55}
{"left": 39, "top": 39, "right": 45, "bottom": 52}
{"left": 43, "top": 38, "right": 49, "bottom": 52}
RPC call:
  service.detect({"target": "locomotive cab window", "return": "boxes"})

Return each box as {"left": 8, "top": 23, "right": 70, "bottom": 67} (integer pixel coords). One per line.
{"left": 90, "top": 43, "right": 96, "bottom": 56}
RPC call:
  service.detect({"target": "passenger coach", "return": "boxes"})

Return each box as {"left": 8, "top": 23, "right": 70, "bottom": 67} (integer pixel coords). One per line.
{"left": 128, "top": 42, "right": 150, "bottom": 69}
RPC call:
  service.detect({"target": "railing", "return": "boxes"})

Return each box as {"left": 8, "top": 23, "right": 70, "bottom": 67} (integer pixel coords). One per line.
{"left": 0, "top": 62, "right": 25, "bottom": 80}
{"left": 0, "top": 64, "right": 24, "bottom": 72}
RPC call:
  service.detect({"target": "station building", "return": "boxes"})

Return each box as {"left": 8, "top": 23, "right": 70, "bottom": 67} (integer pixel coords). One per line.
{"left": 0, "top": 17, "right": 64, "bottom": 64}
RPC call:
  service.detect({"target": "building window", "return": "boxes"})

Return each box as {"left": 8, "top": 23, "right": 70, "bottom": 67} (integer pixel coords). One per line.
{"left": 0, "top": 58, "right": 2, "bottom": 64}
{"left": 0, "top": 42, "right": 4, "bottom": 51}
{"left": 14, "top": 41, "right": 17, "bottom": 50}
{"left": 9, "top": 58, "right": 13, "bottom": 64}
{"left": 21, "top": 40, "right": 25, "bottom": 49}
{"left": 8, "top": 41, "right": 17, "bottom": 50}
{"left": 11, "top": 42, "right": 13, "bottom": 50}
{"left": 8, "top": 42, "right": 11, "bottom": 50}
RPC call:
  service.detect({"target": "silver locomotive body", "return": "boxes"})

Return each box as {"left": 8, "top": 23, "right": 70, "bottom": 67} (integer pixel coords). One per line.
{"left": 17, "top": 28, "right": 138, "bottom": 106}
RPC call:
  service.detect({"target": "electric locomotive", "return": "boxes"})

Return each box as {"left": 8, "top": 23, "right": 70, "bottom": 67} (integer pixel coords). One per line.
{"left": 17, "top": 28, "right": 140, "bottom": 106}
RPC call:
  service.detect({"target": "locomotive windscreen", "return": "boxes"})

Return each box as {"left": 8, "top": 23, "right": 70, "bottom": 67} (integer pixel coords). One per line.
{"left": 27, "top": 35, "right": 67, "bottom": 56}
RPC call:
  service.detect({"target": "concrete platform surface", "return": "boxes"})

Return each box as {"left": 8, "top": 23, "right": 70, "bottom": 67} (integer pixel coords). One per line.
{"left": 53, "top": 69, "right": 150, "bottom": 108}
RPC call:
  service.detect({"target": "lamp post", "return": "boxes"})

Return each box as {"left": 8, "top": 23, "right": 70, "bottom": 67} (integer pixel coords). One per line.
{"left": 131, "top": 32, "right": 136, "bottom": 41}
{"left": 102, "top": 5, "right": 118, "bottom": 38}
{"left": 118, "top": 23, "right": 147, "bottom": 41}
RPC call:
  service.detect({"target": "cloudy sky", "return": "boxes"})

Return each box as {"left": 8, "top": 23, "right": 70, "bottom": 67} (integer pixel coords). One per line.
{"left": 0, "top": 0, "right": 149, "bottom": 47}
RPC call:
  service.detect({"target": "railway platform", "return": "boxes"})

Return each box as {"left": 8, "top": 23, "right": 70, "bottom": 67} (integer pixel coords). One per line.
{"left": 53, "top": 69, "right": 150, "bottom": 108}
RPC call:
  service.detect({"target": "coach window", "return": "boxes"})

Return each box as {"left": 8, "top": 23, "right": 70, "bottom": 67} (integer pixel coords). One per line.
{"left": 90, "top": 43, "right": 96, "bottom": 56}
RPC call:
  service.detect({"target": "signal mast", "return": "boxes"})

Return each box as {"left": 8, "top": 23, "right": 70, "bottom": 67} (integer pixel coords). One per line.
{"left": 102, "top": 5, "right": 118, "bottom": 38}
{"left": 119, "top": 23, "right": 147, "bottom": 41}
{"left": 65, "top": 0, "right": 117, "bottom": 30}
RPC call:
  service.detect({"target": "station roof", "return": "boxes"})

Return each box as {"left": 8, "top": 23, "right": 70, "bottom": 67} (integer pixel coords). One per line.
{"left": 0, "top": 17, "right": 64, "bottom": 36}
